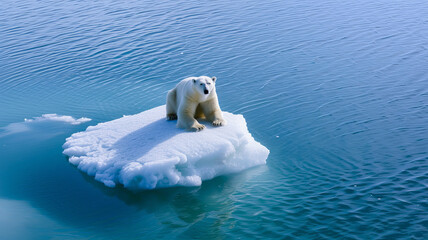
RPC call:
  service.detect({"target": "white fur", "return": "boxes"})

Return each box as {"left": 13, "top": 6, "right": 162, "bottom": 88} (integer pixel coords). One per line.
{"left": 166, "top": 76, "right": 226, "bottom": 131}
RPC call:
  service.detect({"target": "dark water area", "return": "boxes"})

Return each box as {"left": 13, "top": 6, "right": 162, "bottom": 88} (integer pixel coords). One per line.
{"left": 1, "top": 0, "right": 427, "bottom": 239}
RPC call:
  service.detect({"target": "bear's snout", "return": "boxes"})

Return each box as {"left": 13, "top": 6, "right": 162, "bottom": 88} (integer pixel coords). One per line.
{"left": 204, "top": 89, "right": 209, "bottom": 94}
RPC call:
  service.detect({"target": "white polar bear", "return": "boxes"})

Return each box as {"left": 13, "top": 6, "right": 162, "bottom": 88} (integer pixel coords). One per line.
{"left": 166, "top": 76, "right": 226, "bottom": 131}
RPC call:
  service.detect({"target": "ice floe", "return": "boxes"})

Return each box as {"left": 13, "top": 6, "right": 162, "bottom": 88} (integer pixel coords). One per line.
{"left": 63, "top": 105, "right": 269, "bottom": 190}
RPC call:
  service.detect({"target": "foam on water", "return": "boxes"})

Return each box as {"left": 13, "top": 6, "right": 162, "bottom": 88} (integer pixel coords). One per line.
{"left": 62, "top": 105, "right": 269, "bottom": 190}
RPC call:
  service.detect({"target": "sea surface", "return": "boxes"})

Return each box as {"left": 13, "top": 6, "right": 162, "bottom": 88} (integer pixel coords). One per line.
{"left": 1, "top": 0, "right": 427, "bottom": 239}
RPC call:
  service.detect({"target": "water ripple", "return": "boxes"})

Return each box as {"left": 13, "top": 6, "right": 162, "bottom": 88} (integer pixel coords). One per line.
{"left": 1, "top": 0, "right": 428, "bottom": 239}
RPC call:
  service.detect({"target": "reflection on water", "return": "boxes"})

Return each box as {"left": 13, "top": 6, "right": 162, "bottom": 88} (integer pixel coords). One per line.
{"left": 78, "top": 170, "right": 250, "bottom": 239}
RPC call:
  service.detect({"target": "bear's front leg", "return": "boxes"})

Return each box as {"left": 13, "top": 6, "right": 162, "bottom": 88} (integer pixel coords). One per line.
{"left": 201, "top": 99, "right": 226, "bottom": 127}
{"left": 177, "top": 102, "right": 205, "bottom": 131}
{"left": 211, "top": 110, "right": 226, "bottom": 126}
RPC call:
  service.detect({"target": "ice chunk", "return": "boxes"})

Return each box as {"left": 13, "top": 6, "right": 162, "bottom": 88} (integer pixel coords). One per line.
{"left": 0, "top": 114, "right": 91, "bottom": 138}
{"left": 24, "top": 114, "right": 91, "bottom": 125}
{"left": 62, "top": 105, "right": 269, "bottom": 190}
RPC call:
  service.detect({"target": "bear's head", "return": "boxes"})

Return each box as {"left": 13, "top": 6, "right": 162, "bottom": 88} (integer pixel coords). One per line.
{"left": 193, "top": 76, "right": 217, "bottom": 97}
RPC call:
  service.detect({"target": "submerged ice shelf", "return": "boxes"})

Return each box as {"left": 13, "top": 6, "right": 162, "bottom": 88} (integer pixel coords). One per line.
{"left": 62, "top": 105, "right": 269, "bottom": 190}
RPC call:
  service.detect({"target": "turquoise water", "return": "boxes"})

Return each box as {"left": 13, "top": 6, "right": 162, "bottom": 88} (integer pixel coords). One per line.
{"left": 1, "top": 0, "right": 427, "bottom": 239}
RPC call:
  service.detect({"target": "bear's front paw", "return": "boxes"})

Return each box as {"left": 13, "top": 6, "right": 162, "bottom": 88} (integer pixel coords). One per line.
{"left": 190, "top": 123, "right": 205, "bottom": 132}
{"left": 212, "top": 119, "right": 226, "bottom": 127}
{"left": 166, "top": 113, "right": 177, "bottom": 120}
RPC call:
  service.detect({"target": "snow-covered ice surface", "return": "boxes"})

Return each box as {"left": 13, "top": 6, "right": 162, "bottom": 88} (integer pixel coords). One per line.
{"left": 62, "top": 106, "right": 269, "bottom": 190}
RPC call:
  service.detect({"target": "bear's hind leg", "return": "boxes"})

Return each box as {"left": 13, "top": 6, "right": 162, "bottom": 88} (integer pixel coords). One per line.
{"left": 166, "top": 89, "right": 177, "bottom": 120}
{"left": 167, "top": 113, "right": 177, "bottom": 120}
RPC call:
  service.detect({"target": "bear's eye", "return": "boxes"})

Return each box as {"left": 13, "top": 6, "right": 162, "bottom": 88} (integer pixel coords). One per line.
{"left": 200, "top": 83, "right": 203, "bottom": 85}
{"left": 207, "top": 82, "right": 211, "bottom": 85}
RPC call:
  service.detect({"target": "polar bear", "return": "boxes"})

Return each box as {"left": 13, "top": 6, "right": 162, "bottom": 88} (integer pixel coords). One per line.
{"left": 166, "top": 76, "right": 226, "bottom": 131}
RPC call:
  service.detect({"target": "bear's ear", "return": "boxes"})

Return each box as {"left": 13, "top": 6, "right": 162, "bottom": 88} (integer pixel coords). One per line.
{"left": 211, "top": 76, "right": 217, "bottom": 82}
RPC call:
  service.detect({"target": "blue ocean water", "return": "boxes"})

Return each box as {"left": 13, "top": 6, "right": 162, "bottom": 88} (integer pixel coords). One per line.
{"left": 1, "top": 0, "right": 427, "bottom": 239}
